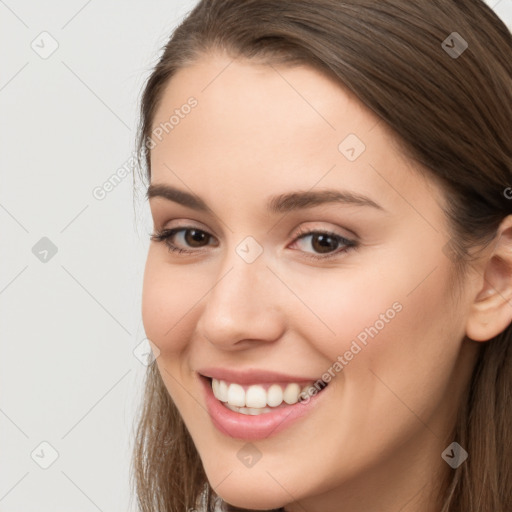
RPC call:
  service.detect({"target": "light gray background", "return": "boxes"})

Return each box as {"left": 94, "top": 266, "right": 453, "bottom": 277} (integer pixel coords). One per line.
{"left": 1, "top": 1, "right": 511, "bottom": 511}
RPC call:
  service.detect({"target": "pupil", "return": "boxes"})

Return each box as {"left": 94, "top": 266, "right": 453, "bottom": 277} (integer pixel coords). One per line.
{"left": 313, "top": 234, "right": 338, "bottom": 253}
{"left": 186, "top": 229, "right": 207, "bottom": 247}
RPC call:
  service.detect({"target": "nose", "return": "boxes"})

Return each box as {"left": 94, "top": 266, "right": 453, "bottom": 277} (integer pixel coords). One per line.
{"left": 196, "top": 247, "right": 287, "bottom": 350}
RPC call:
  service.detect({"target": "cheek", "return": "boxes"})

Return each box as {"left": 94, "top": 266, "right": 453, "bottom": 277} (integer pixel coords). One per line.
{"left": 330, "top": 255, "right": 464, "bottom": 430}
{"left": 368, "top": 267, "right": 463, "bottom": 394}
{"left": 283, "top": 262, "right": 406, "bottom": 363}
{"left": 289, "top": 245, "right": 461, "bottom": 391}
{"left": 141, "top": 251, "right": 206, "bottom": 355}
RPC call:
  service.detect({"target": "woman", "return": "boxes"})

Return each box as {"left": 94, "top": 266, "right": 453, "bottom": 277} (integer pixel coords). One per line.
{"left": 131, "top": 1, "right": 512, "bottom": 510}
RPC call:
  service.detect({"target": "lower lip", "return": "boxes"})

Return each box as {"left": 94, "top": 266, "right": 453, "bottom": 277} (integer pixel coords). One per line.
{"left": 199, "top": 375, "right": 329, "bottom": 440}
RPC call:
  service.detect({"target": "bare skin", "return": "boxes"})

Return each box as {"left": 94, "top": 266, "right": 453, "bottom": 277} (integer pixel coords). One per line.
{"left": 141, "top": 51, "right": 512, "bottom": 512}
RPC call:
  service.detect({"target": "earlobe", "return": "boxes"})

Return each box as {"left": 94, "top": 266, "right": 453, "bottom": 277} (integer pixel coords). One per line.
{"left": 465, "top": 216, "right": 512, "bottom": 342}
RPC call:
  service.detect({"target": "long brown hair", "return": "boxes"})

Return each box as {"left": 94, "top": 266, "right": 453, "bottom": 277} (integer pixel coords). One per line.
{"left": 131, "top": 1, "right": 512, "bottom": 510}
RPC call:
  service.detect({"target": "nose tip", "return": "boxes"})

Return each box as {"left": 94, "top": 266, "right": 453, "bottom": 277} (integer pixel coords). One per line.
{"left": 195, "top": 253, "right": 286, "bottom": 349}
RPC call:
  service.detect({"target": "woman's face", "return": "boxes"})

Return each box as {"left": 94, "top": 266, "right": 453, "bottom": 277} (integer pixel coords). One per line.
{"left": 142, "top": 53, "right": 481, "bottom": 511}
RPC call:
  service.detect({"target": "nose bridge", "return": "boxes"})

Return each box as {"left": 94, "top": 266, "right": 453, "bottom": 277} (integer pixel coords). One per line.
{"left": 197, "top": 239, "right": 285, "bottom": 346}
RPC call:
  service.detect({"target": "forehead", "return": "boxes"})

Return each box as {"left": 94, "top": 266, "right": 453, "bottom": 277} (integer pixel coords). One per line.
{"left": 149, "top": 53, "right": 444, "bottom": 221}
{"left": 151, "top": 53, "right": 374, "bottom": 153}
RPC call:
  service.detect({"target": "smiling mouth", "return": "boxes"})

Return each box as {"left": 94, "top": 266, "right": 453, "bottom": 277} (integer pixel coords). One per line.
{"left": 206, "top": 376, "right": 329, "bottom": 415}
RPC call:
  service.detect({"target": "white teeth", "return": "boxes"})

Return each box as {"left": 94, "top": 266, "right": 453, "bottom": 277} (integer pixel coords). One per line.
{"left": 218, "top": 379, "right": 228, "bottom": 402}
{"left": 225, "top": 403, "right": 273, "bottom": 415}
{"left": 267, "top": 384, "right": 283, "bottom": 407}
{"left": 245, "top": 385, "right": 267, "bottom": 408}
{"left": 227, "top": 383, "right": 245, "bottom": 407}
{"left": 283, "top": 383, "right": 301, "bottom": 405}
{"left": 211, "top": 378, "right": 320, "bottom": 409}
{"left": 212, "top": 378, "right": 220, "bottom": 397}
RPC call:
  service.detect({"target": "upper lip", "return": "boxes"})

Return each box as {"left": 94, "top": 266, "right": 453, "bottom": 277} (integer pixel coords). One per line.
{"left": 197, "top": 367, "right": 323, "bottom": 385}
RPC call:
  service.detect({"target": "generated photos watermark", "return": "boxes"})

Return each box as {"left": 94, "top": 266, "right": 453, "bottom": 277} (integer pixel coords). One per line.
{"left": 298, "top": 301, "right": 403, "bottom": 403}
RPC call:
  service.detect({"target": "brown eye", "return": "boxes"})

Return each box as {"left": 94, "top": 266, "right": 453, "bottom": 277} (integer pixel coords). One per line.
{"left": 184, "top": 229, "right": 210, "bottom": 247}
{"left": 310, "top": 233, "right": 340, "bottom": 253}
{"left": 290, "top": 229, "right": 357, "bottom": 260}
{"left": 149, "top": 226, "right": 217, "bottom": 254}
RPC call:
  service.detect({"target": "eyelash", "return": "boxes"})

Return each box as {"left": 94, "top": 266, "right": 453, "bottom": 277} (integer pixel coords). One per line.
{"left": 149, "top": 225, "right": 358, "bottom": 261}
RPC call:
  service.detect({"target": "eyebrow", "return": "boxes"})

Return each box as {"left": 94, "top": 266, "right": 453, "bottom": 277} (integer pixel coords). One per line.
{"left": 146, "top": 183, "right": 385, "bottom": 213}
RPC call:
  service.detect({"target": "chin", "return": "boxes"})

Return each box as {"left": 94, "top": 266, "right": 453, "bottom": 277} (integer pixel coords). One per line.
{"left": 219, "top": 493, "right": 286, "bottom": 511}
{"left": 209, "top": 475, "right": 290, "bottom": 511}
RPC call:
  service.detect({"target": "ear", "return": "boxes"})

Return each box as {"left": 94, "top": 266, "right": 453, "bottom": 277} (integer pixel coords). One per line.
{"left": 466, "top": 215, "right": 512, "bottom": 342}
